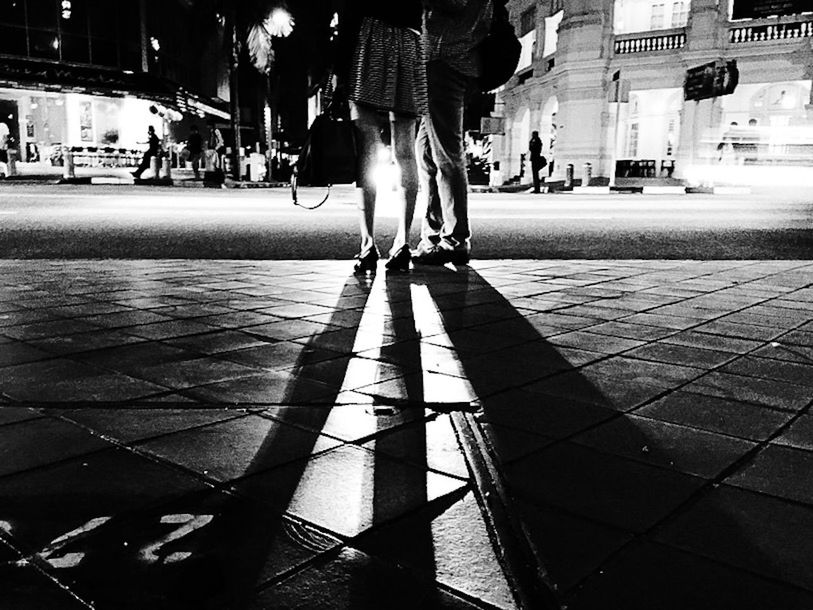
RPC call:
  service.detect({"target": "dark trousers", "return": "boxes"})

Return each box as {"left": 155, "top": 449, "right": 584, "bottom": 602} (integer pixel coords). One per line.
{"left": 531, "top": 164, "right": 542, "bottom": 193}
{"left": 133, "top": 150, "right": 158, "bottom": 178}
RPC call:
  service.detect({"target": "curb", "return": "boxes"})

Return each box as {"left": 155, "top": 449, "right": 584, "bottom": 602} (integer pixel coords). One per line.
{"left": 450, "top": 410, "right": 560, "bottom": 610}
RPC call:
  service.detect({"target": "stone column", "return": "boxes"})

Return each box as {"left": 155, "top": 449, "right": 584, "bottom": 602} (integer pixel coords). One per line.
{"left": 673, "top": 0, "right": 726, "bottom": 183}
{"left": 548, "top": 0, "right": 615, "bottom": 181}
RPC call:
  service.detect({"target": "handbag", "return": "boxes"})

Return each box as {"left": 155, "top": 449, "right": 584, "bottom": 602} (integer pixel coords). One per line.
{"left": 477, "top": 0, "right": 522, "bottom": 93}
{"left": 292, "top": 94, "right": 359, "bottom": 209}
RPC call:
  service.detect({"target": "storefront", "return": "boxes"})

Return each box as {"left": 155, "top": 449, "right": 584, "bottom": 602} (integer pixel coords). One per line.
{"left": 614, "top": 88, "right": 683, "bottom": 180}
{"left": 0, "top": 56, "right": 229, "bottom": 170}
{"left": 683, "top": 79, "right": 813, "bottom": 186}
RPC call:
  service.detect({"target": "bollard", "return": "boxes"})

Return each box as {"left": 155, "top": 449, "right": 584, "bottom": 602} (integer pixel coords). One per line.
{"left": 564, "top": 163, "right": 574, "bottom": 189}
{"left": 150, "top": 155, "right": 161, "bottom": 179}
{"left": 583, "top": 162, "right": 592, "bottom": 187}
{"left": 162, "top": 157, "right": 172, "bottom": 181}
{"left": 63, "top": 149, "right": 76, "bottom": 180}
{"left": 6, "top": 149, "right": 18, "bottom": 177}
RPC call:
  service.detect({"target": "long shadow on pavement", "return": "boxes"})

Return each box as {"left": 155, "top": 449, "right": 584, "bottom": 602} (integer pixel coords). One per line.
{"left": 414, "top": 266, "right": 811, "bottom": 610}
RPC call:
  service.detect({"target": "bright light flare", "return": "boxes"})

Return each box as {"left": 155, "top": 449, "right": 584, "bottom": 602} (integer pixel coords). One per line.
{"left": 371, "top": 145, "right": 400, "bottom": 195}
{"left": 266, "top": 8, "right": 294, "bottom": 38}
{"left": 687, "top": 123, "right": 813, "bottom": 187}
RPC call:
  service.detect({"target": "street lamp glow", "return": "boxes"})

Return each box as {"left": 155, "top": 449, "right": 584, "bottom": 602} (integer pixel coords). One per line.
{"left": 265, "top": 8, "right": 294, "bottom": 38}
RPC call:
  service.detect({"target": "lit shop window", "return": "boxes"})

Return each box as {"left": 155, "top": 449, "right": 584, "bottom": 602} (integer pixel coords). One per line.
{"left": 614, "top": 0, "right": 692, "bottom": 33}
{"left": 627, "top": 123, "right": 640, "bottom": 157}
{"left": 666, "top": 119, "right": 676, "bottom": 156}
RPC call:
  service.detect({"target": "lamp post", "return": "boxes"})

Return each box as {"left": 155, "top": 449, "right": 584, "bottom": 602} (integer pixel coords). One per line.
{"left": 228, "top": 5, "right": 242, "bottom": 181}
{"left": 229, "top": 3, "right": 294, "bottom": 182}
{"left": 247, "top": 4, "right": 294, "bottom": 180}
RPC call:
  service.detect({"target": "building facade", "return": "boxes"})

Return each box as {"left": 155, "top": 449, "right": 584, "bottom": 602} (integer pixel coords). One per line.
{"left": 0, "top": 0, "right": 229, "bottom": 165}
{"left": 495, "top": 0, "right": 813, "bottom": 186}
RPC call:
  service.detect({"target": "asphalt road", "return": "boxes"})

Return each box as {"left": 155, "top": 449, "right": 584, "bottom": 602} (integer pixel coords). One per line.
{"left": 0, "top": 184, "right": 811, "bottom": 259}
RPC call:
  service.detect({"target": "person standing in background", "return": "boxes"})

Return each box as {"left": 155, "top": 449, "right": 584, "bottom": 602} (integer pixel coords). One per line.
{"left": 529, "top": 130, "right": 547, "bottom": 193}
{"left": 132, "top": 125, "right": 161, "bottom": 179}
{"left": 186, "top": 125, "right": 203, "bottom": 180}
{"left": 208, "top": 122, "right": 226, "bottom": 171}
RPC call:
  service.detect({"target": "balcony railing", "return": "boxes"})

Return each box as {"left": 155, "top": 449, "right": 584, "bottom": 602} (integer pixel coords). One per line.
{"left": 730, "top": 19, "right": 813, "bottom": 43}
{"left": 614, "top": 31, "right": 686, "bottom": 54}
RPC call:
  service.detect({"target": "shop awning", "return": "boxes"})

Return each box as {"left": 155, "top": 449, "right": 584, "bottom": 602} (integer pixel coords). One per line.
{"left": 0, "top": 56, "right": 230, "bottom": 120}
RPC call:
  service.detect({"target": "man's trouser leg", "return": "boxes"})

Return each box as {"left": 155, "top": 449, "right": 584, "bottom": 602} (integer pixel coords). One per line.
{"left": 133, "top": 151, "right": 153, "bottom": 178}
{"left": 422, "top": 60, "right": 471, "bottom": 252}
{"left": 416, "top": 117, "right": 443, "bottom": 250}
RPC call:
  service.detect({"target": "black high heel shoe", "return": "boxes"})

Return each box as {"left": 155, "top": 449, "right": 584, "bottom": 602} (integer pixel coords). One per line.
{"left": 385, "top": 245, "right": 412, "bottom": 273}
{"left": 353, "top": 247, "right": 379, "bottom": 275}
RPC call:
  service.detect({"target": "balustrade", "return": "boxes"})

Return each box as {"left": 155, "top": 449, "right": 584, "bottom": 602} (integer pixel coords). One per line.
{"left": 729, "top": 20, "right": 813, "bottom": 43}
{"left": 614, "top": 32, "right": 686, "bottom": 54}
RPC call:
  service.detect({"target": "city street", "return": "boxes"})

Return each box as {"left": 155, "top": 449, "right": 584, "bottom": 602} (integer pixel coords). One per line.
{"left": 2, "top": 0, "right": 812, "bottom": 606}
{"left": 0, "top": 184, "right": 811, "bottom": 259}
{"left": 0, "top": 183, "right": 811, "bottom": 608}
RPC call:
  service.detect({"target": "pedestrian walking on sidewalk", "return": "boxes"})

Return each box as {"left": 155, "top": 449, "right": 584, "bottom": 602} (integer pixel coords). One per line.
{"left": 186, "top": 125, "right": 204, "bottom": 179}
{"left": 335, "top": 0, "right": 427, "bottom": 275}
{"left": 529, "top": 131, "right": 547, "bottom": 194}
{"left": 131, "top": 125, "right": 161, "bottom": 179}
{"left": 207, "top": 122, "right": 226, "bottom": 171}
{"left": 0, "top": 121, "right": 10, "bottom": 169}
{"left": 413, "top": 0, "right": 493, "bottom": 266}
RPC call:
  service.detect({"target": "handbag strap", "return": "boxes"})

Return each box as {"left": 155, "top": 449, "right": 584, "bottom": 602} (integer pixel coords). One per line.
{"left": 291, "top": 171, "right": 332, "bottom": 210}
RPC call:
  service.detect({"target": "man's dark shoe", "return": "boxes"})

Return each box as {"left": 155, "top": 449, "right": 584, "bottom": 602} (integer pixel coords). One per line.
{"left": 447, "top": 249, "right": 470, "bottom": 265}
{"left": 412, "top": 245, "right": 470, "bottom": 266}
{"left": 412, "top": 245, "right": 449, "bottom": 265}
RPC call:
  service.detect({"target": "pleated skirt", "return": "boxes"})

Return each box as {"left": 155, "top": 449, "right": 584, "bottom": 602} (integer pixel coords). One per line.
{"left": 348, "top": 17, "right": 428, "bottom": 118}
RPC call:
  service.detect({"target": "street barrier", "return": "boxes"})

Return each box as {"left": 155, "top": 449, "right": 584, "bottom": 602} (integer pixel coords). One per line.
{"left": 6, "top": 149, "right": 18, "bottom": 176}
{"left": 150, "top": 156, "right": 161, "bottom": 179}
{"left": 63, "top": 149, "right": 76, "bottom": 180}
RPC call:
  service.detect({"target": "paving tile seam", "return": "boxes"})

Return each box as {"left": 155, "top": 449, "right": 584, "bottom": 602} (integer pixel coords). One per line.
{"left": 126, "top": 434, "right": 355, "bottom": 490}
{"left": 523, "top": 433, "right": 811, "bottom": 599}
{"left": 0, "top": 537, "right": 96, "bottom": 609}
{"left": 651, "top": 540, "right": 813, "bottom": 596}
{"left": 0, "top": 323, "right": 805, "bottom": 397}
{"left": 562, "top": 539, "right": 813, "bottom": 605}
{"left": 577, "top": 308, "right": 813, "bottom": 402}
{"left": 507, "top": 355, "right": 810, "bottom": 478}
{"left": 254, "top": 407, "right": 440, "bottom": 449}
{"left": 53, "top": 408, "right": 252, "bottom": 448}
{"left": 569, "top": 398, "right": 813, "bottom": 590}
{"left": 251, "top": 542, "right": 350, "bottom": 596}
{"left": 256, "top": 539, "right": 506, "bottom": 610}
{"left": 0, "top": 438, "right": 116, "bottom": 486}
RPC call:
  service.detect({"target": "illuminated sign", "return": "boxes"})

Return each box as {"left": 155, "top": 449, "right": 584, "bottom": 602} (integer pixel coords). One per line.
{"left": 684, "top": 60, "right": 739, "bottom": 101}
{"left": 480, "top": 117, "right": 506, "bottom": 135}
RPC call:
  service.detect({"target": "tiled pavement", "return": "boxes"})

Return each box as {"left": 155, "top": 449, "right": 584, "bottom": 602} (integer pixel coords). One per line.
{"left": 0, "top": 259, "right": 811, "bottom": 609}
